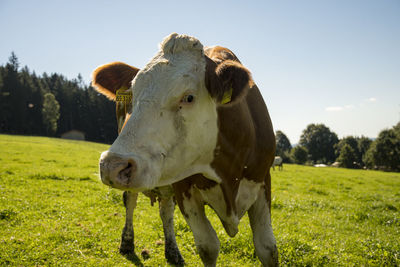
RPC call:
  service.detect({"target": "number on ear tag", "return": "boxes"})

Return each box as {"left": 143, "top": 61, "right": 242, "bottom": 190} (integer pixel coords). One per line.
{"left": 116, "top": 87, "right": 132, "bottom": 103}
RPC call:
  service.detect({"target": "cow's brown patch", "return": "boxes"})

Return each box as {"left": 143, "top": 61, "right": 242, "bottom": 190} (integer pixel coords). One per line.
{"left": 174, "top": 46, "right": 275, "bottom": 218}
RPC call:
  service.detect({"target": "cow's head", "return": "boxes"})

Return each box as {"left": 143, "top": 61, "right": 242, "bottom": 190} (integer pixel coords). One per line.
{"left": 92, "top": 33, "right": 252, "bottom": 192}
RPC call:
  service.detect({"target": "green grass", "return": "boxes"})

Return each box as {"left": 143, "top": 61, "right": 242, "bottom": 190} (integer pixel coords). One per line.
{"left": 1, "top": 134, "right": 399, "bottom": 266}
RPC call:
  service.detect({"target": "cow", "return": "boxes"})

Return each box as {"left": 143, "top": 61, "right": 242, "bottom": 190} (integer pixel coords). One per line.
{"left": 93, "top": 33, "right": 279, "bottom": 266}
{"left": 272, "top": 156, "right": 283, "bottom": 171}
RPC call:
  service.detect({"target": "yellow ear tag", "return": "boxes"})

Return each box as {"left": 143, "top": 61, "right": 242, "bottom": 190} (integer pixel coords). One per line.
{"left": 116, "top": 86, "right": 132, "bottom": 104}
{"left": 221, "top": 87, "right": 233, "bottom": 104}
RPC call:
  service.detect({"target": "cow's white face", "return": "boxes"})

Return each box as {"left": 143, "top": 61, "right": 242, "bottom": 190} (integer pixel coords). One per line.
{"left": 99, "top": 34, "right": 221, "bottom": 191}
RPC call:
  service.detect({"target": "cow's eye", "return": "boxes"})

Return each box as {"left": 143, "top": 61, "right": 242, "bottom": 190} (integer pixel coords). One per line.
{"left": 181, "top": 94, "right": 195, "bottom": 103}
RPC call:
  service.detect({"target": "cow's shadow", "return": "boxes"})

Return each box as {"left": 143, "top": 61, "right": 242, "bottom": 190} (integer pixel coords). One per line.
{"left": 123, "top": 252, "right": 144, "bottom": 267}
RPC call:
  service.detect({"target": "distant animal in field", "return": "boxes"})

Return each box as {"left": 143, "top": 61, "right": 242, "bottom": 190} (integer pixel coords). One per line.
{"left": 272, "top": 156, "right": 283, "bottom": 171}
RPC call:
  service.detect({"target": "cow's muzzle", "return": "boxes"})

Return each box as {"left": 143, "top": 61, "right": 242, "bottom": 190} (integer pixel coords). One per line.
{"left": 99, "top": 151, "right": 137, "bottom": 190}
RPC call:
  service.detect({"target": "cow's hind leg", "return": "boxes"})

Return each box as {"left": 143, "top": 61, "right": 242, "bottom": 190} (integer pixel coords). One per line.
{"left": 159, "top": 196, "right": 184, "bottom": 265}
{"left": 120, "top": 191, "right": 138, "bottom": 254}
{"left": 248, "top": 186, "right": 279, "bottom": 266}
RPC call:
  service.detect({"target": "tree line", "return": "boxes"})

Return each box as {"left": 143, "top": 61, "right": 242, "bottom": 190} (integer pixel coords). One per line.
{"left": 276, "top": 123, "right": 400, "bottom": 172}
{"left": 0, "top": 53, "right": 118, "bottom": 144}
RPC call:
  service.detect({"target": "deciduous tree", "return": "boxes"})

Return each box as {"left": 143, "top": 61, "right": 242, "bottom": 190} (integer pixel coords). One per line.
{"left": 365, "top": 126, "right": 400, "bottom": 172}
{"left": 291, "top": 146, "right": 308, "bottom": 164}
{"left": 358, "top": 136, "right": 372, "bottom": 166}
{"left": 42, "top": 93, "right": 60, "bottom": 135}
{"left": 337, "top": 144, "right": 357, "bottom": 168}
{"left": 299, "top": 123, "right": 339, "bottom": 164}
{"left": 276, "top": 130, "right": 292, "bottom": 162}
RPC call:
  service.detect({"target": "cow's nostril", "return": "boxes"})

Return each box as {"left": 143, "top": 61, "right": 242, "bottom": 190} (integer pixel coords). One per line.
{"left": 122, "top": 163, "right": 132, "bottom": 177}
{"left": 127, "top": 161, "right": 133, "bottom": 169}
{"left": 117, "top": 159, "right": 137, "bottom": 186}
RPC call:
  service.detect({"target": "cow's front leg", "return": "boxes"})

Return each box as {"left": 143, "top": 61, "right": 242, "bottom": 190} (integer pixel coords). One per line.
{"left": 248, "top": 185, "right": 279, "bottom": 266}
{"left": 159, "top": 196, "right": 184, "bottom": 265}
{"left": 120, "top": 191, "right": 138, "bottom": 254}
{"left": 179, "top": 189, "right": 220, "bottom": 267}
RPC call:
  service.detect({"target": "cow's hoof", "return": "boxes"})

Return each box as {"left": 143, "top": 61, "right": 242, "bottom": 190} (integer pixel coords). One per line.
{"left": 165, "top": 247, "right": 185, "bottom": 266}
{"left": 119, "top": 239, "right": 134, "bottom": 255}
{"left": 141, "top": 248, "right": 151, "bottom": 260}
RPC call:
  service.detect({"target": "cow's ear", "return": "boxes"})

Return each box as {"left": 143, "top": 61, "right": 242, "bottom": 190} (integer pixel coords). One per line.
{"left": 91, "top": 62, "right": 139, "bottom": 101}
{"left": 205, "top": 57, "right": 253, "bottom": 105}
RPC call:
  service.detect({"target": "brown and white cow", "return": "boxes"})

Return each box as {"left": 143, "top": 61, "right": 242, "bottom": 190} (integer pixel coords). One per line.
{"left": 93, "top": 33, "right": 278, "bottom": 266}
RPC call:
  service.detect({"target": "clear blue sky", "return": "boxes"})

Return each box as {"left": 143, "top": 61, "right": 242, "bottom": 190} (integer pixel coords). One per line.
{"left": 1, "top": 0, "right": 399, "bottom": 143}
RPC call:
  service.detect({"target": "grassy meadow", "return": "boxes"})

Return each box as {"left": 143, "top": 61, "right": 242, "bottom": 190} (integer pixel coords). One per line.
{"left": 0, "top": 134, "right": 399, "bottom": 266}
